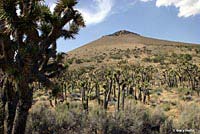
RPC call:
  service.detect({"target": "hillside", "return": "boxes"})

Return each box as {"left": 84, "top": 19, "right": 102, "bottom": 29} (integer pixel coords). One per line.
{"left": 27, "top": 30, "right": 200, "bottom": 133}
{"left": 65, "top": 30, "right": 200, "bottom": 69}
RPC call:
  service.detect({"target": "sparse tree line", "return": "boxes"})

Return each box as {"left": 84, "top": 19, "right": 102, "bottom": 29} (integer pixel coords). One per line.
{"left": 46, "top": 61, "right": 200, "bottom": 113}
{"left": 162, "top": 61, "right": 200, "bottom": 95}
{"left": 47, "top": 64, "right": 155, "bottom": 111}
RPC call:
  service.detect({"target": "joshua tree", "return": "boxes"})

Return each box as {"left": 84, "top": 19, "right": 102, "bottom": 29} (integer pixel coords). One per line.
{"left": 79, "top": 74, "right": 94, "bottom": 112}
{"left": 114, "top": 70, "right": 124, "bottom": 111}
{"left": 121, "top": 83, "right": 127, "bottom": 110}
{"left": 80, "top": 81, "right": 88, "bottom": 111}
{"left": 142, "top": 82, "right": 150, "bottom": 104}
{"left": 182, "top": 62, "right": 200, "bottom": 94}
{"left": 163, "top": 69, "right": 178, "bottom": 88}
{"left": 103, "top": 70, "right": 113, "bottom": 110}
{"left": 0, "top": 0, "right": 84, "bottom": 133}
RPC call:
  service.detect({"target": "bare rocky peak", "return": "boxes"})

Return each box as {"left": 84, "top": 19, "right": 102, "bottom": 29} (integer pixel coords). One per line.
{"left": 108, "top": 30, "right": 140, "bottom": 37}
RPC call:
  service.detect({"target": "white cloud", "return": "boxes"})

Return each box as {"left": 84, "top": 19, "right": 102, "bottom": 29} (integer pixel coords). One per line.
{"left": 47, "top": 0, "right": 114, "bottom": 25}
{"left": 140, "top": 0, "right": 200, "bottom": 17}
{"left": 78, "top": 0, "right": 114, "bottom": 25}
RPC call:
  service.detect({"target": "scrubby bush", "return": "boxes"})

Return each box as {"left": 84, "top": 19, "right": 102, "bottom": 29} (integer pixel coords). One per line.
{"left": 118, "top": 60, "right": 128, "bottom": 64}
{"left": 177, "top": 103, "right": 200, "bottom": 132}
{"left": 26, "top": 102, "right": 173, "bottom": 134}
{"left": 180, "top": 54, "right": 192, "bottom": 61}
{"left": 110, "top": 54, "right": 123, "bottom": 60}
{"left": 26, "top": 102, "right": 57, "bottom": 134}
{"left": 161, "top": 103, "right": 171, "bottom": 111}
{"left": 75, "top": 59, "right": 84, "bottom": 64}
{"left": 143, "top": 57, "right": 152, "bottom": 62}
{"left": 152, "top": 55, "right": 165, "bottom": 63}
{"left": 66, "top": 58, "right": 75, "bottom": 65}
{"left": 160, "top": 119, "right": 174, "bottom": 134}
{"left": 177, "top": 88, "right": 192, "bottom": 96}
{"left": 181, "top": 95, "right": 193, "bottom": 101}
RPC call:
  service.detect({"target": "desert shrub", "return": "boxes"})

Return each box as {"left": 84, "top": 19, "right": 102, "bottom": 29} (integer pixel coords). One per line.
{"left": 97, "top": 59, "right": 103, "bottom": 63}
{"left": 125, "top": 48, "right": 131, "bottom": 53}
{"left": 151, "top": 88, "right": 163, "bottom": 95}
{"left": 82, "top": 65, "right": 95, "bottom": 71}
{"left": 26, "top": 102, "right": 57, "bottom": 134}
{"left": 187, "top": 47, "right": 192, "bottom": 51}
{"left": 180, "top": 54, "right": 192, "bottom": 61}
{"left": 170, "top": 101, "right": 177, "bottom": 106}
{"left": 75, "top": 59, "right": 84, "bottom": 64}
{"left": 149, "top": 108, "right": 173, "bottom": 134}
{"left": 169, "top": 58, "right": 178, "bottom": 64}
{"left": 55, "top": 104, "right": 84, "bottom": 133}
{"left": 180, "top": 95, "right": 193, "bottom": 101}
{"left": 150, "top": 108, "right": 166, "bottom": 125}
{"left": 84, "top": 58, "right": 93, "bottom": 62}
{"left": 134, "top": 55, "right": 140, "bottom": 58}
{"left": 125, "top": 53, "right": 131, "bottom": 58}
{"left": 143, "top": 57, "right": 152, "bottom": 62}
{"left": 161, "top": 103, "right": 171, "bottom": 111}
{"left": 118, "top": 60, "right": 128, "bottom": 64}
{"left": 177, "top": 103, "right": 200, "bottom": 133}
{"left": 177, "top": 88, "right": 192, "bottom": 96}
{"left": 171, "top": 52, "right": 178, "bottom": 57}
{"left": 66, "top": 58, "right": 74, "bottom": 64}
{"left": 26, "top": 102, "right": 173, "bottom": 134}
{"left": 110, "top": 54, "right": 123, "bottom": 60}
{"left": 195, "top": 48, "right": 200, "bottom": 54}
{"left": 94, "top": 55, "right": 105, "bottom": 63}
{"left": 26, "top": 102, "right": 87, "bottom": 134}
{"left": 160, "top": 119, "right": 174, "bottom": 134}
{"left": 89, "top": 103, "right": 170, "bottom": 134}
{"left": 152, "top": 55, "right": 165, "bottom": 63}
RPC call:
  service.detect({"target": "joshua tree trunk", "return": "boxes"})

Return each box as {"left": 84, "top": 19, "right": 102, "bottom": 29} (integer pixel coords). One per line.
{"left": 129, "top": 87, "right": 133, "bottom": 95}
{"left": 103, "top": 84, "right": 112, "bottom": 110}
{"left": 81, "top": 87, "right": 85, "bottom": 105}
{"left": 81, "top": 87, "right": 88, "bottom": 111}
{"left": 138, "top": 88, "right": 142, "bottom": 101}
{"left": 143, "top": 94, "right": 146, "bottom": 104}
{"left": 0, "top": 89, "right": 6, "bottom": 134}
{"left": 49, "top": 99, "right": 54, "bottom": 107}
{"left": 134, "top": 87, "right": 137, "bottom": 100}
{"left": 117, "top": 84, "right": 120, "bottom": 111}
{"left": 85, "top": 97, "right": 89, "bottom": 112}
{"left": 12, "top": 83, "right": 33, "bottom": 134}
{"left": 54, "top": 97, "right": 58, "bottom": 106}
{"left": 5, "top": 81, "right": 18, "bottom": 134}
{"left": 121, "top": 84, "right": 126, "bottom": 111}
{"left": 95, "top": 83, "right": 101, "bottom": 105}
{"left": 1, "top": 76, "right": 18, "bottom": 134}
{"left": 113, "top": 84, "right": 116, "bottom": 98}
{"left": 0, "top": 103, "right": 5, "bottom": 134}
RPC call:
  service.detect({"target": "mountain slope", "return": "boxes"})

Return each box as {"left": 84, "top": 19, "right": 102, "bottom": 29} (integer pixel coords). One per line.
{"left": 65, "top": 30, "right": 200, "bottom": 69}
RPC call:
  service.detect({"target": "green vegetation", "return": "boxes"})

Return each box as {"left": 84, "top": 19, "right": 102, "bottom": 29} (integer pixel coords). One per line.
{"left": 26, "top": 102, "right": 169, "bottom": 134}
{"left": 0, "top": 0, "right": 84, "bottom": 133}
{"left": 26, "top": 101, "right": 200, "bottom": 134}
{"left": 177, "top": 103, "right": 200, "bottom": 131}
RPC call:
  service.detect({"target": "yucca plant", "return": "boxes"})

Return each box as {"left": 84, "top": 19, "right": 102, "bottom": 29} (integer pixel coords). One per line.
{"left": 0, "top": 0, "right": 84, "bottom": 133}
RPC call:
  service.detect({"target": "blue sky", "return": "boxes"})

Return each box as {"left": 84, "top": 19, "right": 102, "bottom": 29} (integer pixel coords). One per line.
{"left": 46, "top": 0, "right": 200, "bottom": 52}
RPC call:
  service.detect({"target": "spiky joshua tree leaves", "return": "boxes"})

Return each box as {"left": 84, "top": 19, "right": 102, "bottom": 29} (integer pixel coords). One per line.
{"left": 0, "top": 0, "right": 85, "bottom": 134}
